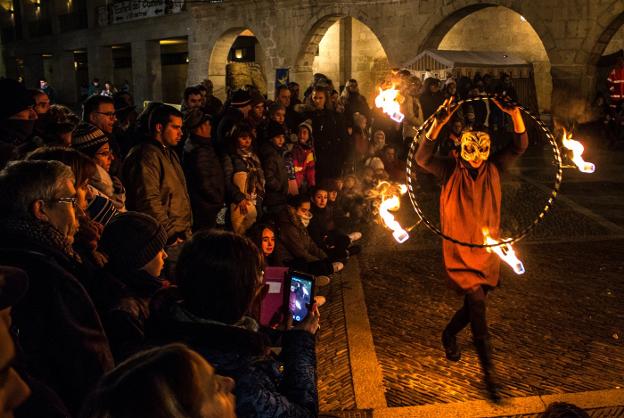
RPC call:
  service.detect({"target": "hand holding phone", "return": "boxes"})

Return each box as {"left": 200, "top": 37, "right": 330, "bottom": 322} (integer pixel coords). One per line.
{"left": 286, "top": 271, "right": 315, "bottom": 323}
{"left": 294, "top": 302, "right": 320, "bottom": 335}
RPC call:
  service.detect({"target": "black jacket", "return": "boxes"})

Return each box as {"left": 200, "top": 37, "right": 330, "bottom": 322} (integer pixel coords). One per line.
{"left": 303, "top": 109, "right": 347, "bottom": 181}
{"left": 259, "top": 142, "right": 289, "bottom": 208}
{"left": 0, "top": 232, "right": 113, "bottom": 415}
{"left": 183, "top": 134, "right": 225, "bottom": 230}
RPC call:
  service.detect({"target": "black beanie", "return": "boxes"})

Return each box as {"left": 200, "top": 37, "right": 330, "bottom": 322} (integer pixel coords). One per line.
{"left": 100, "top": 212, "right": 167, "bottom": 272}
{"left": 0, "top": 79, "right": 34, "bottom": 120}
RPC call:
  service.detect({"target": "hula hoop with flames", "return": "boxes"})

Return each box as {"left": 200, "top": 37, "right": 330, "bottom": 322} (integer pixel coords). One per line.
{"left": 405, "top": 94, "right": 564, "bottom": 249}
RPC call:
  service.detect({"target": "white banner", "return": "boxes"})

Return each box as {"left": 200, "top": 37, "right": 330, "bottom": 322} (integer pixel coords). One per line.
{"left": 111, "top": 1, "right": 184, "bottom": 24}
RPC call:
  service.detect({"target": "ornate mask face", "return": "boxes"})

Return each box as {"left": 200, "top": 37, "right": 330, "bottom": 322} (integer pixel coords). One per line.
{"left": 460, "top": 131, "right": 490, "bottom": 168}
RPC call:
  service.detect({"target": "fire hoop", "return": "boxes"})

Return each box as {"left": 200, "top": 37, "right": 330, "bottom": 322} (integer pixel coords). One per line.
{"left": 405, "top": 95, "right": 563, "bottom": 249}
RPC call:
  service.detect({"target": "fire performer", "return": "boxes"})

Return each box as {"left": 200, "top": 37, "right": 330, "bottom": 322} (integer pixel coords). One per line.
{"left": 415, "top": 97, "right": 528, "bottom": 400}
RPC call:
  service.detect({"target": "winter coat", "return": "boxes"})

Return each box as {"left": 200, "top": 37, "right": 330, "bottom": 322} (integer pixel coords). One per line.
{"left": 183, "top": 134, "right": 226, "bottom": 231}
{"left": 0, "top": 228, "right": 113, "bottom": 415}
{"left": 216, "top": 107, "right": 245, "bottom": 153}
{"left": 90, "top": 164, "right": 126, "bottom": 211}
{"left": 292, "top": 143, "right": 315, "bottom": 190}
{"left": 260, "top": 142, "right": 289, "bottom": 208}
{"left": 147, "top": 299, "right": 318, "bottom": 418}
{"left": 277, "top": 209, "right": 328, "bottom": 264}
{"left": 222, "top": 150, "right": 265, "bottom": 204}
{"left": 303, "top": 109, "right": 347, "bottom": 181}
{"left": 122, "top": 139, "right": 192, "bottom": 242}
{"left": 100, "top": 269, "right": 165, "bottom": 363}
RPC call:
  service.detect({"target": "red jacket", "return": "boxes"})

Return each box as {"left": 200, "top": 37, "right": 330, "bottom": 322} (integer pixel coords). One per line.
{"left": 608, "top": 66, "right": 624, "bottom": 104}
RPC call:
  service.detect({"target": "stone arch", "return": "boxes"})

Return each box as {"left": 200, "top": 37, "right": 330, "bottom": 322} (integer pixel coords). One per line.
{"left": 207, "top": 27, "right": 268, "bottom": 100}
{"left": 418, "top": 2, "right": 553, "bottom": 113}
{"left": 587, "top": 9, "right": 624, "bottom": 65}
{"left": 292, "top": 12, "right": 391, "bottom": 101}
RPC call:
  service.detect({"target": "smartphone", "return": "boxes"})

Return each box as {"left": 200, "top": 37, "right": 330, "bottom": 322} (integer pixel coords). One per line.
{"left": 286, "top": 271, "right": 315, "bottom": 323}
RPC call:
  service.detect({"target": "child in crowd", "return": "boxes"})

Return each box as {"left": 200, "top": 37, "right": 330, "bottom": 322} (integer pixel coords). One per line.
{"left": 292, "top": 119, "right": 316, "bottom": 193}
{"left": 260, "top": 121, "right": 290, "bottom": 215}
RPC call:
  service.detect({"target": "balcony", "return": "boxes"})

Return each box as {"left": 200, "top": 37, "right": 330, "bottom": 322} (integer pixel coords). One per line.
{"left": 59, "top": 10, "right": 88, "bottom": 33}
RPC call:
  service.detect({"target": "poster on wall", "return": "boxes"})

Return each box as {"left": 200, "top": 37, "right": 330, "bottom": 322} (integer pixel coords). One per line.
{"left": 275, "top": 68, "right": 289, "bottom": 91}
{"left": 111, "top": 0, "right": 185, "bottom": 24}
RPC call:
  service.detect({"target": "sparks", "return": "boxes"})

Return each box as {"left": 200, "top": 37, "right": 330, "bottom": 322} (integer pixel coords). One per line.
{"left": 482, "top": 228, "right": 525, "bottom": 275}
{"left": 561, "top": 129, "right": 595, "bottom": 174}
{"left": 375, "top": 84, "right": 405, "bottom": 123}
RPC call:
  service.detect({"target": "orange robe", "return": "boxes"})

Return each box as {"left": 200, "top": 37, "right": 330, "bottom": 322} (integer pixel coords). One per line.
{"left": 440, "top": 159, "right": 501, "bottom": 292}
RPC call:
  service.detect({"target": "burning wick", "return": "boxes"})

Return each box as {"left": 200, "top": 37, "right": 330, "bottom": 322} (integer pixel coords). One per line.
{"left": 482, "top": 228, "right": 525, "bottom": 275}
{"left": 375, "top": 85, "right": 405, "bottom": 123}
{"left": 378, "top": 184, "right": 409, "bottom": 243}
{"left": 562, "top": 130, "right": 595, "bottom": 174}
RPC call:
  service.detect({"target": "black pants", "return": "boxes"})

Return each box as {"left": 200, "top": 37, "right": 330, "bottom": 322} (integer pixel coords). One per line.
{"left": 444, "top": 285, "right": 490, "bottom": 341}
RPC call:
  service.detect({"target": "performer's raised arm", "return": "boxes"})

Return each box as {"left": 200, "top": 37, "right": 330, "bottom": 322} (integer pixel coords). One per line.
{"left": 415, "top": 98, "right": 459, "bottom": 179}
{"left": 491, "top": 98, "right": 528, "bottom": 171}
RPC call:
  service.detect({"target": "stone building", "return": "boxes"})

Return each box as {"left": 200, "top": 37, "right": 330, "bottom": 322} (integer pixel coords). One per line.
{"left": 2, "top": 0, "right": 624, "bottom": 121}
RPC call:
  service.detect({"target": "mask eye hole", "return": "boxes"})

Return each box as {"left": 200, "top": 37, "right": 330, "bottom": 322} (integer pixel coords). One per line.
{"left": 465, "top": 145, "right": 475, "bottom": 153}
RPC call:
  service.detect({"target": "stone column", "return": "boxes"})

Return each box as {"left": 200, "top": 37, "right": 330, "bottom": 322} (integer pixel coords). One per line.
{"left": 55, "top": 50, "right": 79, "bottom": 105}
{"left": 131, "top": 40, "right": 162, "bottom": 106}
{"left": 550, "top": 64, "right": 594, "bottom": 125}
{"left": 87, "top": 44, "right": 113, "bottom": 87}
{"left": 339, "top": 17, "right": 353, "bottom": 88}
{"left": 22, "top": 54, "right": 44, "bottom": 88}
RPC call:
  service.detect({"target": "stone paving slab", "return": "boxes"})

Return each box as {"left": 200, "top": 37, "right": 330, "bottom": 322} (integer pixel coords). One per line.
{"left": 360, "top": 237, "right": 624, "bottom": 407}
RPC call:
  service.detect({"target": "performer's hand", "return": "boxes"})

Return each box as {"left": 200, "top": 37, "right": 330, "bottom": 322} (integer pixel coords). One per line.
{"left": 434, "top": 97, "right": 461, "bottom": 126}
{"left": 492, "top": 96, "right": 525, "bottom": 133}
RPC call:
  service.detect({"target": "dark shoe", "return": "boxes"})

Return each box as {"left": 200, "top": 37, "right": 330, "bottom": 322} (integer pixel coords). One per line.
{"left": 442, "top": 330, "right": 461, "bottom": 362}
{"left": 475, "top": 338, "right": 501, "bottom": 403}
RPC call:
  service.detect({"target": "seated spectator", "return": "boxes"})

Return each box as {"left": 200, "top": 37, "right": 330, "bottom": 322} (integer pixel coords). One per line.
{"left": 223, "top": 122, "right": 265, "bottom": 235}
{"left": 98, "top": 212, "right": 169, "bottom": 362}
{"left": 380, "top": 145, "right": 406, "bottom": 183}
{"left": 0, "top": 160, "right": 113, "bottom": 415}
{"left": 292, "top": 119, "right": 316, "bottom": 193}
{"left": 324, "top": 179, "right": 349, "bottom": 229}
{"left": 260, "top": 121, "right": 290, "bottom": 216}
{"left": 25, "top": 146, "right": 111, "bottom": 268}
{"left": 341, "top": 174, "right": 367, "bottom": 225}
{"left": 277, "top": 194, "right": 343, "bottom": 276}
{"left": 308, "top": 186, "right": 361, "bottom": 261}
{"left": 81, "top": 343, "right": 236, "bottom": 418}
{"left": 183, "top": 109, "right": 225, "bottom": 231}
{"left": 147, "top": 231, "right": 319, "bottom": 417}
{"left": 73, "top": 123, "right": 126, "bottom": 211}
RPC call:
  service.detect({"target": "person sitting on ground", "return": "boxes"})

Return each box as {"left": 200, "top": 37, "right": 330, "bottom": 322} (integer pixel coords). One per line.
{"left": 73, "top": 123, "right": 126, "bottom": 211}
{"left": 223, "top": 122, "right": 265, "bottom": 235}
{"left": 98, "top": 212, "right": 169, "bottom": 363}
{"left": 147, "top": 231, "right": 319, "bottom": 418}
{"left": 380, "top": 145, "right": 406, "bottom": 183}
{"left": 81, "top": 343, "right": 236, "bottom": 418}
{"left": 0, "top": 160, "right": 113, "bottom": 415}
{"left": 183, "top": 109, "right": 225, "bottom": 231}
{"left": 277, "top": 194, "right": 343, "bottom": 276}
{"left": 292, "top": 119, "right": 316, "bottom": 193}
{"left": 260, "top": 121, "right": 290, "bottom": 216}
{"left": 308, "top": 185, "right": 362, "bottom": 261}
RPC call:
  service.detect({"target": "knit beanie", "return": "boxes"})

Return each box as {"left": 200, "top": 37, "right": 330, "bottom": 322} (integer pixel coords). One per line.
{"left": 72, "top": 123, "right": 109, "bottom": 157}
{"left": 99, "top": 211, "right": 167, "bottom": 272}
{"left": 0, "top": 79, "right": 34, "bottom": 120}
{"left": 298, "top": 119, "right": 313, "bottom": 137}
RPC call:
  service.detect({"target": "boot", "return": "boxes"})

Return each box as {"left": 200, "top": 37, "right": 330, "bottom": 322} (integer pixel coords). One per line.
{"left": 442, "top": 329, "right": 461, "bottom": 362}
{"left": 474, "top": 338, "right": 501, "bottom": 402}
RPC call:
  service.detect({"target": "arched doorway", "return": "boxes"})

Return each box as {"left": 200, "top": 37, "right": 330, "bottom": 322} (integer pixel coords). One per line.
{"left": 424, "top": 5, "right": 552, "bottom": 114}
{"left": 208, "top": 28, "right": 267, "bottom": 100}
{"left": 294, "top": 16, "right": 390, "bottom": 104}
{"left": 591, "top": 13, "right": 624, "bottom": 100}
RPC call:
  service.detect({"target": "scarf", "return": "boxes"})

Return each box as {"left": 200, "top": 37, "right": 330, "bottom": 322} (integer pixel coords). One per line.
{"left": 0, "top": 216, "right": 82, "bottom": 264}
{"left": 172, "top": 302, "right": 260, "bottom": 333}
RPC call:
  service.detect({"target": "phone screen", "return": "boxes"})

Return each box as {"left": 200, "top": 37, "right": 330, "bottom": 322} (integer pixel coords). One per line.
{"left": 289, "top": 274, "right": 313, "bottom": 322}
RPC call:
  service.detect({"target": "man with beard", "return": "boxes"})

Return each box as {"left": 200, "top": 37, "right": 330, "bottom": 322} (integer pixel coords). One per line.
{"left": 416, "top": 97, "right": 527, "bottom": 402}
{"left": 0, "top": 160, "right": 113, "bottom": 415}
{"left": 0, "top": 79, "right": 38, "bottom": 168}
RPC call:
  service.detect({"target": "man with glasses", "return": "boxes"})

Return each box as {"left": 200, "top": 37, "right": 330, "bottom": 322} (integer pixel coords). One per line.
{"left": 0, "top": 160, "right": 113, "bottom": 415}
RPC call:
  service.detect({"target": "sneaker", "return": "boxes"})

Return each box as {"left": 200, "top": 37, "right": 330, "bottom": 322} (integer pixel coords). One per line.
{"left": 314, "top": 295, "right": 326, "bottom": 307}
{"left": 332, "top": 262, "right": 344, "bottom": 273}
{"left": 315, "top": 275, "right": 331, "bottom": 287}
{"left": 348, "top": 232, "right": 362, "bottom": 242}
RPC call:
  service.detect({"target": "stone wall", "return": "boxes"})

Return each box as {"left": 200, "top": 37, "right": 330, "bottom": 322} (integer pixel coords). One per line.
{"left": 313, "top": 19, "right": 341, "bottom": 89}
{"left": 351, "top": 17, "right": 390, "bottom": 105}
{"left": 604, "top": 25, "right": 624, "bottom": 56}
{"left": 438, "top": 6, "right": 552, "bottom": 113}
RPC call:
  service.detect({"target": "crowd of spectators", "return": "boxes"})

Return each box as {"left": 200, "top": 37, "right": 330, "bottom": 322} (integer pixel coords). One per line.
{"left": 0, "top": 69, "right": 591, "bottom": 417}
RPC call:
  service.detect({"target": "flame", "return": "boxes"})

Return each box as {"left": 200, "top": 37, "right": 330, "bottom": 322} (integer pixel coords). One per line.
{"left": 374, "top": 182, "right": 409, "bottom": 243}
{"left": 482, "top": 228, "right": 525, "bottom": 275}
{"left": 375, "top": 85, "right": 405, "bottom": 123}
{"left": 561, "top": 129, "right": 595, "bottom": 173}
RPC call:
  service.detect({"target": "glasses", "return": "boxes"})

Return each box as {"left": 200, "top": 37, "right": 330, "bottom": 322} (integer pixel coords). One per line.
{"left": 94, "top": 111, "right": 117, "bottom": 119}
{"left": 50, "top": 197, "right": 78, "bottom": 208}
